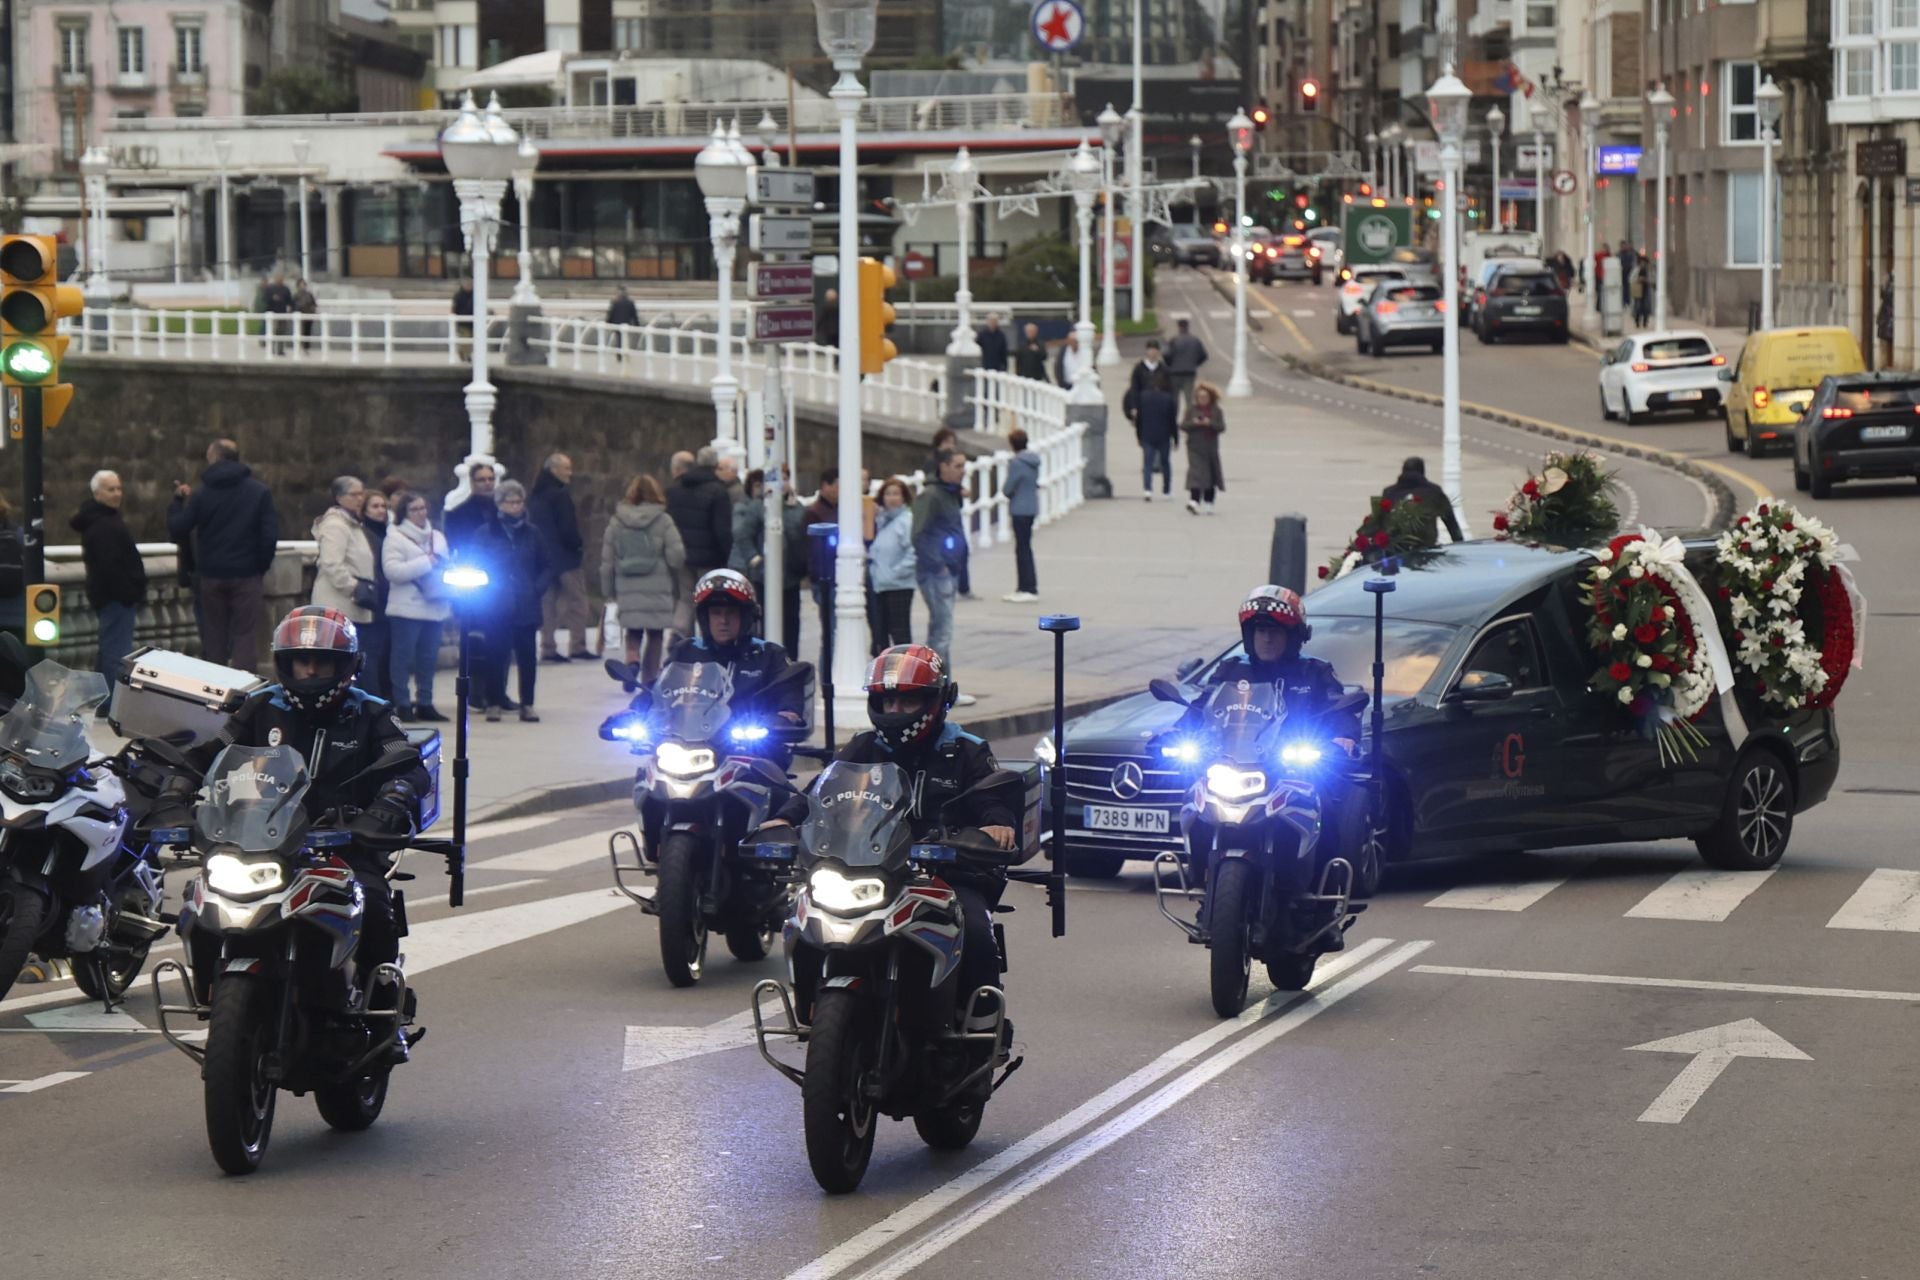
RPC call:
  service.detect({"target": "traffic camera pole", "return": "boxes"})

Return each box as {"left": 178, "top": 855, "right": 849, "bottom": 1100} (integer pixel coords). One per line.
{"left": 1040, "top": 613, "right": 1080, "bottom": 937}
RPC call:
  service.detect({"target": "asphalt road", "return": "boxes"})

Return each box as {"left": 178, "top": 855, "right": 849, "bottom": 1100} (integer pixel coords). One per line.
{"left": 6, "top": 294, "right": 1918, "bottom": 1280}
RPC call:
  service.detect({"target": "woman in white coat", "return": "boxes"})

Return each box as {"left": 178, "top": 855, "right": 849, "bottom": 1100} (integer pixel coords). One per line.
{"left": 382, "top": 491, "right": 452, "bottom": 721}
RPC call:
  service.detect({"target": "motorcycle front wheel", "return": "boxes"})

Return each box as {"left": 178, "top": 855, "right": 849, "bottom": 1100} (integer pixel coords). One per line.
{"left": 1208, "top": 860, "right": 1255, "bottom": 1018}
{"left": 803, "top": 989, "right": 878, "bottom": 1193}
{"left": 655, "top": 833, "right": 709, "bottom": 987}
{"left": 0, "top": 882, "right": 48, "bottom": 1002}
{"left": 203, "top": 973, "right": 279, "bottom": 1175}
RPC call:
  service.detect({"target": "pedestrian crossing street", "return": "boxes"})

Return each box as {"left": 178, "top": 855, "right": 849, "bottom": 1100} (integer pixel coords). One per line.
{"left": 1420, "top": 865, "right": 1920, "bottom": 931}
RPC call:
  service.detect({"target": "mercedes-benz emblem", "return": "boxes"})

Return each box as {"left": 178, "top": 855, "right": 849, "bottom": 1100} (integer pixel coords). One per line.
{"left": 1110, "top": 760, "right": 1144, "bottom": 800}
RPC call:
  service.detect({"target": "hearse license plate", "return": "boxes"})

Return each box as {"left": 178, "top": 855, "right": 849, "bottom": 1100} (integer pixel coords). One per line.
{"left": 1084, "top": 805, "right": 1170, "bottom": 834}
{"left": 1861, "top": 425, "right": 1910, "bottom": 442}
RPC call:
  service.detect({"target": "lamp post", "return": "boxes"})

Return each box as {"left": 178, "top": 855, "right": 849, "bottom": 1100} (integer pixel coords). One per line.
{"left": 1190, "top": 133, "right": 1203, "bottom": 180}
{"left": 1365, "top": 129, "right": 1379, "bottom": 189}
{"left": 291, "top": 135, "right": 312, "bottom": 282}
{"left": 1756, "top": 75, "right": 1783, "bottom": 332}
{"left": 1579, "top": 90, "right": 1600, "bottom": 331}
{"left": 1068, "top": 139, "right": 1101, "bottom": 398}
{"left": 212, "top": 135, "right": 233, "bottom": 284}
{"left": 1226, "top": 108, "right": 1253, "bottom": 400}
{"left": 438, "top": 90, "right": 520, "bottom": 505}
{"left": 1532, "top": 125, "right": 1546, "bottom": 239}
{"left": 1404, "top": 134, "right": 1418, "bottom": 204}
{"left": 79, "top": 145, "right": 110, "bottom": 301}
{"left": 1428, "top": 67, "right": 1472, "bottom": 536}
{"left": 511, "top": 135, "right": 540, "bottom": 306}
{"left": 1485, "top": 105, "right": 1505, "bottom": 231}
{"left": 1378, "top": 123, "right": 1397, "bottom": 198}
{"left": 1097, "top": 104, "right": 1124, "bottom": 367}
{"left": 1648, "top": 82, "right": 1674, "bottom": 332}
{"left": 696, "top": 120, "right": 749, "bottom": 457}
{"left": 945, "top": 146, "right": 980, "bottom": 358}
{"left": 1126, "top": 105, "right": 1144, "bottom": 321}
{"left": 814, "top": 0, "right": 880, "bottom": 723}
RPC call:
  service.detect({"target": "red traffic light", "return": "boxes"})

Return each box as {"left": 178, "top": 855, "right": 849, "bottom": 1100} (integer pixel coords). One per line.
{"left": 1300, "top": 79, "right": 1319, "bottom": 100}
{"left": 1251, "top": 102, "right": 1270, "bottom": 130}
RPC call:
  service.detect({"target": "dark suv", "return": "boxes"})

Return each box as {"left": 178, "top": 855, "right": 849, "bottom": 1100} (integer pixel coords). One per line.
{"left": 1793, "top": 372, "right": 1920, "bottom": 498}
{"left": 1475, "top": 270, "right": 1569, "bottom": 344}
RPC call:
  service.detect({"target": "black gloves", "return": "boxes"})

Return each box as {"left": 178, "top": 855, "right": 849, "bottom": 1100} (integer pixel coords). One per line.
{"left": 351, "top": 785, "right": 416, "bottom": 841}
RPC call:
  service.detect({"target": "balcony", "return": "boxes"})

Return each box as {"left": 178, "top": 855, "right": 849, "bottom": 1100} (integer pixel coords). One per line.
{"left": 56, "top": 63, "right": 92, "bottom": 89}
{"left": 111, "top": 70, "right": 157, "bottom": 95}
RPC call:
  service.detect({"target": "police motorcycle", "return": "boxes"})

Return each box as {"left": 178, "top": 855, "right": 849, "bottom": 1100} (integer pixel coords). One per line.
{"left": 750, "top": 760, "right": 1033, "bottom": 1194}
{"left": 601, "top": 659, "right": 815, "bottom": 988}
{"left": 150, "top": 740, "right": 448, "bottom": 1175}
{"left": 1147, "top": 677, "right": 1372, "bottom": 1016}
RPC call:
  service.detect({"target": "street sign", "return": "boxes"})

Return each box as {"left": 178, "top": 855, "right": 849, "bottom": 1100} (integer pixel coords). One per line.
{"left": 1413, "top": 140, "right": 1483, "bottom": 174}
{"left": 1343, "top": 205, "right": 1412, "bottom": 266}
{"left": 1906, "top": 177, "right": 1920, "bottom": 206}
{"left": 749, "top": 214, "right": 813, "bottom": 254}
{"left": 749, "top": 262, "right": 815, "bottom": 299}
{"left": 1599, "top": 144, "right": 1642, "bottom": 175}
{"left": 754, "top": 305, "right": 816, "bottom": 343}
{"left": 1857, "top": 138, "right": 1908, "bottom": 178}
{"left": 1030, "top": 0, "right": 1085, "bottom": 52}
{"left": 1517, "top": 141, "right": 1554, "bottom": 169}
{"left": 1551, "top": 169, "right": 1578, "bottom": 196}
{"left": 1496, "top": 178, "right": 1538, "bottom": 202}
{"left": 750, "top": 167, "right": 815, "bottom": 207}
{"left": 900, "top": 250, "right": 933, "bottom": 281}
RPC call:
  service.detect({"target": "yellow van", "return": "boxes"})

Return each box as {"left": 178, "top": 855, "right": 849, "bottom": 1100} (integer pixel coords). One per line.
{"left": 1721, "top": 327, "right": 1866, "bottom": 457}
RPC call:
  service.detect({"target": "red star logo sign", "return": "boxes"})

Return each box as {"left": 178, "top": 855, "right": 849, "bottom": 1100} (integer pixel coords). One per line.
{"left": 1036, "top": 2, "right": 1077, "bottom": 48}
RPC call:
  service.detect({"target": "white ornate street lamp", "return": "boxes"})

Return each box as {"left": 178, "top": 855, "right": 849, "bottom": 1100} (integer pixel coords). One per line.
{"left": 511, "top": 134, "right": 540, "bottom": 306}
{"left": 945, "top": 147, "right": 980, "bottom": 358}
{"left": 1068, "top": 139, "right": 1102, "bottom": 401}
{"left": 79, "top": 145, "right": 111, "bottom": 301}
{"left": 1365, "top": 129, "right": 1379, "bottom": 190}
{"left": 1485, "top": 105, "right": 1505, "bottom": 231}
{"left": 438, "top": 90, "right": 520, "bottom": 505}
{"left": 1226, "top": 108, "right": 1254, "bottom": 399}
{"left": 1097, "top": 103, "right": 1124, "bottom": 368}
{"left": 1648, "top": 82, "right": 1674, "bottom": 332}
{"left": 695, "top": 120, "right": 749, "bottom": 457}
{"left": 813, "top": 0, "right": 879, "bottom": 720}
{"left": 1379, "top": 123, "right": 1399, "bottom": 198}
{"left": 1428, "top": 67, "right": 1472, "bottom": 536}
{"left": 1190, "top": 133, "right": 1203, "bottom": 180}
{"left": 1126, "top": 105, "right": 1144, "bottom": 321}
{"left": 1532, "top": 123, "right": 1547, "bottom": 240}
{"left": 212, "top": 135, "right": 233, "bottom": 284}
{"left": 291, "top": 135, "right": 313, "bottom": 282}
{"left": 1756, "top": 75, "right": 1783, "bottom": 332}
{"left": 1579, "top": 90, "right": 1600, "bottom": 331}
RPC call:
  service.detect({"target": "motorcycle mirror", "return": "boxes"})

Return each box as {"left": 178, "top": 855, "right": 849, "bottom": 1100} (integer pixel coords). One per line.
{"left": 1149, "top": 678, "right": 1190, "bottom": 706}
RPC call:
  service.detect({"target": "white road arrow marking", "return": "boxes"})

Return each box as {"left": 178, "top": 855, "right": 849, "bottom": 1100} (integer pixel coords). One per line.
{"left": 1626, "top": 1018, "right": 1810, "bottom": 1124}
{"left": 622, "top": 1009, "right": 758, "bottom": 1072}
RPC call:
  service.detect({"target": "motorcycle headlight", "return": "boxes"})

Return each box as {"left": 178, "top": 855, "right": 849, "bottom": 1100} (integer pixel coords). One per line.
{"left": 0, "top": 758, "right": 58, "bottom": 802}
{"left": 1034, "top": 735, "right": 1057, "bottom": 767}
{"left": 1279, "top": 742, "right": 1324, "bottom": 768}
{"left": 655, "top": 742, "right": 717, "bottom": 778}
{"left": 204, "top": 854, "right": 286, "bottom": 900}
{"left": 1205, "top": 764, "right": 1268, "bottom": 801}
{"left": 808, "top": 867, "right": 890, "bottom": 915}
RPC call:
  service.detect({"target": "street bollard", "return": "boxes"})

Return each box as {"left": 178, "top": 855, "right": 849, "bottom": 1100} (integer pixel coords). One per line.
{"left": 1269, "top": 514, "right": 1308, "bottom": 593}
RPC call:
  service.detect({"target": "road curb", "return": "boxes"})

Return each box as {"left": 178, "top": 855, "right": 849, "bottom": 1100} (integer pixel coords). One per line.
{"left": 1203, "top": 269, "right": 1266, "bottom": 332}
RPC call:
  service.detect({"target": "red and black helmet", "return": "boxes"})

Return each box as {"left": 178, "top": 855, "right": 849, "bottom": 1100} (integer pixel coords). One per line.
{"left": 864, "top": 644, "right": 955, "bottom": 751}
{"left": 692, "top": 568, "right": 760, "bottom": 643}
{"left": 271, "top": 605, "right": 362, "bottom": 714}
{"left": 1239, "top": 584, "right": 1310, "bottom": 651}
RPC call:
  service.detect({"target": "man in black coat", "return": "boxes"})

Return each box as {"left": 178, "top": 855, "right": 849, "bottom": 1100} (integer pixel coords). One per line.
{"left": 976, "top": 312, "right": 1009, "bottom": 372}
{"left": 444, "top": 461, "right": 500, "bottom": 552}
{"left": 167, "top": 438, "right": 280, "bottom": 671}
{"left": 667, "top": 445, "right": 734, "bottom": 581}
{"left": 529, "top": 452, "right": 590, "bottom": 662}
{"left": 1013, "top": 322, "right": 1050, "bottom": 382}
{"left": 1380, "top": 455, "right": 1465, "bottom": 543}
{"left": 606, "top": 286, "right": 639, "bottom": 359}
{"left": 70, "top": 469, "right": 147, "bottom": 688}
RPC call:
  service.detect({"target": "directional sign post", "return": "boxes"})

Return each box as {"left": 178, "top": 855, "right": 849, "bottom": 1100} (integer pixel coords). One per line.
{"left": 754, "top": 306, "right": 815, "bottom": 343}
{"left": 749, "top": 214, "right": 813, "bottom": 254}
{"left": 749, "top": 262, "right": 815, "bottom": 300}
{"left": 750, "top": 167, "right": 815, "bottom": 207}
{"left": 1626, "top": 1018, "right": 1811, "bottom": 1124}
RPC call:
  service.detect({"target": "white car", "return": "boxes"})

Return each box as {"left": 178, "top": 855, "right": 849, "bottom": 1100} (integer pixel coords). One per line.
{"left": 1307, "top": 226, "right": 1344, "bottom": 272}
{"left": 1597, "top": 330, "right": 1728, "bottom": 424}
{"left": 1336, "top": 265, "right": 1409, "bottom": 335}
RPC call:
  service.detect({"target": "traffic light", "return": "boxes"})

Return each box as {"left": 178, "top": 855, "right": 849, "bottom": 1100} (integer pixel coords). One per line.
{"left": 857, "top": 256, "right": 897, "bottom": 376}
{"left": 25, "top": 583, "right": 60, "bottom": 646}
{"left": 1251, "top": 101, "right": 1270, "bottom": 132}
{"left": 1, "top": 234, "right": 83, "bottom": 427}
{"left": 1299, "top": 79, "right": 1320, "bottom": 112}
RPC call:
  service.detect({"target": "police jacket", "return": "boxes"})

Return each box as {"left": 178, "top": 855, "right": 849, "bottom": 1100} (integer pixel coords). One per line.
{"left": 1198, "top": 655, "right": 1362, "bottom": 743}
{"left": 211, "top": 686, "right": 430, "bottom": 826}
{"left": 662, "top": 635, "right": 808, "bottom": 722}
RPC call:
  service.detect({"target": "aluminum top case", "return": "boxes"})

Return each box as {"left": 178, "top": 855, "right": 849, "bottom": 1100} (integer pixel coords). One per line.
{"left": 110, "top": 646, "right": 266, "bottom": 748}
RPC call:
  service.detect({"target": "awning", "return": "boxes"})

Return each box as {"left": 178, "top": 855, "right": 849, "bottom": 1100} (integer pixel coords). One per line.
{"left": 458, "top": 50, "right": 564, "bottom": 93}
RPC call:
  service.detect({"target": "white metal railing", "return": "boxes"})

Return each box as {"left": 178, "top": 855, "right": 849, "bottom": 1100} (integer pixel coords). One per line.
{"left": 71, "top": 306, "right": 498, "bottom": 366}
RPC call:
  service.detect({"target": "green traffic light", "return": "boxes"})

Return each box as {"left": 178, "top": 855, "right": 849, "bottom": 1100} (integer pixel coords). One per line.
{"left": 29, "top": 617, "right": 58, "bottom": 643}
{"left": 3, "top": 341, "right": 53, "bottom": 382}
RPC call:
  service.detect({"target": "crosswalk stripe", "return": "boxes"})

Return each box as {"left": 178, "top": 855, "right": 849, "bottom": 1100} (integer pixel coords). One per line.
{"left": 1425, "top": 877, "right": 1570, "bottom": 912}
{"left": 481, "top": 831, "right": 622, "bottom": 874}
{"left": 1826, "top": 869, "right": 1920, "bottom": 932}
{"left": 1624, "top": 869, "right": 1777, "bottom": 922}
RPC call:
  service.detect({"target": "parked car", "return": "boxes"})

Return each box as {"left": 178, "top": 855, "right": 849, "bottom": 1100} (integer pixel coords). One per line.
{"left": 1722, "top": 326, "right": 1867, "bottom": 459}
{"left": 1474, "top": 270, "right": 1569, "bottom": 343}
{"left": 1037, "top": 541, "right": 1838, "bottom": 879}
{"left": 1464, "top": 256, "right": 1548, "bottom": 327}
{"left": 1355, "top": 279, "right": 1446, "bottom": 357}
{"left": 1170, "top": 225, "right": 1223, "bottom": 268}
{"left": 1598, "top": 330, "right": 1728, "bottom": 424}
{"left": 1792, "top": 372, "right": 1920, "bottom": 497}
{"left": 1336, "top": 264, "right": 1410, "bottom": 335}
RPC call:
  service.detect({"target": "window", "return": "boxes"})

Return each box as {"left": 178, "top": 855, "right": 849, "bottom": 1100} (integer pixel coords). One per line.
{"left": 175, "top": 23, "right": 203, "bottom": 74}
{"left": 1525, "top": 0, "right": 1555, "bottom": 29}
{"left": 1845, "top": 0, "right": 1873, "bottom": 34}
{"left": 58, "top": 110, "right": 78, "bottom": 162}
{"left": 1840, "top": 48, "right": 1874, "bottom": 98}
{"left": 1460, "top": 619, "right": 1545, "bottom": 692}
{"left": 1893, "top": 41, "right": 1920, "bottom": 92}
{"left": 1724, "top": 61, "right": 1759, "bottom": 142}
{"left": 1896, "top": 0, "right": 1920, "bottom": 27}
{"left": 613, "top": 17, "right": 643, "bottom": 49}
{"left": 59, "top": 23, "right": 88, "bottom": 74}
{"left": 118, "top": 26, "right": 145, "bottom": 77}
{"left": 1727, "top": 171, "right": 1779, "bottom": 266}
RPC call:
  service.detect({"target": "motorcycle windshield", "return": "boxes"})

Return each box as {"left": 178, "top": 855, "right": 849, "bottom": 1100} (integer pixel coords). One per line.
{"left": 0, "top": 659, "right": 108, "bottom": 772}
{"left": 802, "top": 761, "right": 912, "bottom": 869}
{"left": 649, "top": 662, "right": 735, "bottom": 742}
{"left": 196, "top": 745, "right": 312, "bottom": 853}
{"left": 1200, "top": 682, "right": 1283, "bottom": 762}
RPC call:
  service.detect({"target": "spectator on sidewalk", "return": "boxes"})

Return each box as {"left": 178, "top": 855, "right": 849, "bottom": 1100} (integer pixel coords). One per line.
{"left": 668, "top": 445, "right": 734, "bottom": 585}
{"left": 1164, "top": 317, "right": 1209, "bottom": 413}
{"left": 716, "top": 454, "right": 745, "bottom": 504}
{"left": 445, "top": 461, "right": 500, "bottom": 553}
{"left": 382, "top": 491, "right": 451, "bottom": 723}
{"left": 1001, "top": 430, "right": 1041, "bottom": 602}
{"left": 1630, "top": 261, "right": 1651, "bottom": 329}
{"left": 927, "top": 431, "right": 974, "bottom": 600}
{"left": 670, "top": 450, "right": 693, "bottom": 482}
{"left": 977, "top": 313, "right": 1009, "bottom": 372}
{"left": 293, "top": 278, "right": 318, "bottom": 351}
{"left": 1053, "top": 332, "right": 1085, "bottom": 387}
{"left": 606, "top": 285, "right": 639, "bottom": 327}
{"left": 1014, "top": 322, "right": 1050, "bottom": 382}
{"left": 1549, "top": 251, "right": 1576, "bottom": 293}
{"left": 1124, "top": 340, "right": 1165, "bottom": 426}
{"left": 168, "top": 438, "right": 280, "bottom": 671}
{"left": 70, "top": 469, "right": 146, "bottom": 690}
{"left": 1616, "top": 242, "right": 1638, "bottom": 309}
{"left": 804, "top": 468, "right": 841, "bottom": 642}
{"left": 263, "top": 274, "right": 293, "bottom": 354}
{"left": 912, "top": 450, "right": 969, "bottom": 699}
{"left": 817, "top": 288, "right": 840, "bottom": 348}
{"left": 1135, "top": 370, "right": 1180, "bottom": 502}
{"left": 530, "top": 452, "right": 590, "bottom": 662}
{"left": 602, "top": 472, "right": 686, "bottom": 688}
{"left": 1183, "top": 382, "right": 1227, "bottom": 515}
{"left": 311, "top": 475, "right": 377, "bottom": 632}
{"left": 869, "top": 476, "right": 917, "bottom": 651}
{"left": 452, "top": 282, "right": 474, "bottom": 360}
{"left": 1381, "top": 456, "right": 1465, "bottom": 544}
{"left": 476, "top": 480, "right": 553, "bottom": 723}
{"left": 358, "top": 490, "right": 393, "bottom": 700}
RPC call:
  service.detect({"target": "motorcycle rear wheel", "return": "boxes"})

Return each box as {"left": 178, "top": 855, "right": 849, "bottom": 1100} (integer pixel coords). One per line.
{"left": 0, "top": 883, "right": 48, "bottom": 1002}
{"left": 1208, "top": 860, "right": 1254, "bottom": 1018}
{"left": 203, "top": 973, "right": 279, "bottom": 1175}
{"left": 655, "top": 833, "right": 709, "bottom": 987}
{"left": 914, "top": 1100, "right": 984, "bottom": 1151}
{"left": 803, "top": 990, "right": 878, "bottom": 1193}
{"left": 72, "top": 943, "right": 151, "bottom": 1002}
{"left": 315, "top": 1067, "right": 391, "bottom": 1132}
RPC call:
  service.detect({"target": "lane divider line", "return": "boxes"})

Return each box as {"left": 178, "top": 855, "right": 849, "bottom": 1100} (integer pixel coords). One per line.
{"left": 1412, "top": 963, "right": 1920, "bottom": 1003}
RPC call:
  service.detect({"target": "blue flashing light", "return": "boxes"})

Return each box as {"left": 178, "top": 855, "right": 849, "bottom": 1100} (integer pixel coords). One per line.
{"left": 1160, "top": 739, "right": 1201, "bottom": 763}
{"left": 1279, "top": 742, "right": 1324, "bottom": 768}
{"left": 730, "top": 723, "right": 771, "bottom": 744}
{"left": 610, "top": 715, "right": 651, "bottom": 743}
{"left": 442, "top": 565, "right": 490, "bottom": 592}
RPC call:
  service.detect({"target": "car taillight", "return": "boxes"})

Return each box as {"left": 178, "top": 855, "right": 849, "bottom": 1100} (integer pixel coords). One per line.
{"left": 1435, "top": 299, "right": 1447, "bottom": 312}
{"left": 1376, "top": 302, "right": 1400, "bottom": 315}
{"left": 1821, "top": 407, "right": 1853, "bottom": 418}
{"left": 1308, "top": 247, "right": 1320, "bottom": 259}
{"left": 1753, "top": 386, "right": 1771, "bottom": 409}
{"left": 1631, "top": 362, "right": 1650, "bottom": 373}
{"left": 1265, "top": 248, "right": 1278, "bottom": 258}
{"left": 1711, "top": 354, "right": 1726, "bottom": 365}
{"left": 1339, "top": 268, "right": 1351, "bottom": 280}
